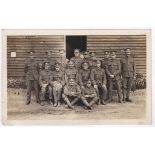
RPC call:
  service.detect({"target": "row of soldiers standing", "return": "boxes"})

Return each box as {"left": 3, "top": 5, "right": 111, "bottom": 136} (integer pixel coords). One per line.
{"left": 24, "top": 48, "right": 136, "bottom": 110}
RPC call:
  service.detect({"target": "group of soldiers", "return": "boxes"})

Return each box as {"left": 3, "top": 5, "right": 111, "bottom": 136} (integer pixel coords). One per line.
{"left": 24, "top": 48, "right": 136, "bottom": 110}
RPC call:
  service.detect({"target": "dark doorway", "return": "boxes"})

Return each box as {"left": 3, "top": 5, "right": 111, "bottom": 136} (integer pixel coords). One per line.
{"left": 66, "top": 36, "right": 87, "bottom": 59}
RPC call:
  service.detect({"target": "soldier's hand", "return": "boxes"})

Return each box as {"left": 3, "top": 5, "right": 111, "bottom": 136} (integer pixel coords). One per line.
{"left": 102, "top": 84, "right": 106, "bottom": 88}
{"left": 110, "top": 74, "right": 114, "bottom": 78}
{"left": 94, "top": 85, "right": 98, "bottom": 89}
{"left": 81, "top": 86, "right": 84, "bottom": 89}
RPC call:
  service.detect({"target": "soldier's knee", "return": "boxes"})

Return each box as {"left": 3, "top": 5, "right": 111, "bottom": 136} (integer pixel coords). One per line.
{"left": 40, "top": 87, "right": 46, "bottom": 93}
{"left": 94, "top": 97, "right": 99, "bottom": 101}
{"left": 62, "top": 94, "right": 66, "bottom": 99}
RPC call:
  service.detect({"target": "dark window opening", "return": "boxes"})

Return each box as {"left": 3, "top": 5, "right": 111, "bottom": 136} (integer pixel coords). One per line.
{"left": 66, "top": 36, "right": 87, "bottom": 59}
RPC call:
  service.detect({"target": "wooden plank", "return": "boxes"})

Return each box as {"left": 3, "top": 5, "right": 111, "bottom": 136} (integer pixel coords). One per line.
{"left": 87, "top": 35, "right": 146, "bottom": 39}
{"left": 7, "top": 35, "right": 64, "bottom": 39}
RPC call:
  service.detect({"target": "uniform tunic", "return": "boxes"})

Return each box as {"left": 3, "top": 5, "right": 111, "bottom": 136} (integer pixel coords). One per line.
{"left": 50, "top": 70, "right": 65, "bottom": 86}
{"left": 70, "top": 57, "right": 83, "bottom": 70}
{"left": 82, "top": 86, "right": 97, "bottom": 98}
{"left": 39, "top": 69, "right": 52, "bottom": 101}
{"left": 63, "top": 84, "right": 81, "bottom": 97}
{"left": 65, "top": 68, "right": 78, "bottom": 83}
{"left": 121, "top": 57, "right": 136, "bottom": 78}
{"left": 42, "top": 57, "right": 55, "bottom": 71}
{"left": 24, "top": 58, "right": 39, "bottom": 80}
{"left": 91, "top": 68, "right": 107, "bottom": 85}
{"left": 78, "top": 69, "right": 91, "bottom": 86}
{"left": 24, "top": 58, "right": 40, "bottom": 102}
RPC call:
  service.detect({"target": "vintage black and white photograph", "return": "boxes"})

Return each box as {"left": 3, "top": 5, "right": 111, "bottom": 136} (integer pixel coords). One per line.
{"left": 2, "top": 29, "right": 151, "bottom": 125}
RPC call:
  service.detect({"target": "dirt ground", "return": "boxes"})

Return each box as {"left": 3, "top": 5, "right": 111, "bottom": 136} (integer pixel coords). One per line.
{"left": 6, "top": 88, "right": 146, "bottom": 121}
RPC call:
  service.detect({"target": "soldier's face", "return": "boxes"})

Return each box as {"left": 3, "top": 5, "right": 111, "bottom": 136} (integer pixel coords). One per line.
{"left": 87, "top": 81, "right": 91, "bottom": 87}
{"left": 84, "top": 53, "right": 89, "bottom": 58}
{"left": 29, "top": 54, "right": 34, "bottom": 59}
{"left": 59, "top": 51, "right": 65, "bottom": 57}
{"left": 45, "top": 63, "right": 50, "bottom": 70}
{"left": 83, "top": 63, "right": 88, "bottom": 70}
{"left": 126, "top": 50, "right": 131, "bottom": 57}
{"left": 69, "top": 63, "right": 74, "bottom": 68}
{"left": 104, "top": 53, "right": 109, "bottom": 59}
{"left": 96, "top": 62, "right": 101, "bottom": 68}
{"left": 55, "top": 66, "right": 60, "bottom": 71}
{"left": 69, "top": 79, "right": 74, "bottom": 85}
{"left": 47, "top": 52, "right": 51, "bottom": 58}
{"left": 74, "top": 51, "right": 80, "bottom": 57}
{"left": 91, "top": 53, "right": 95, "bottom": 57}
{"left": 80, "top": 53, "right": 84, "bottom": 59}
{"left": 111, "top": 53, "right": 116, "bottom": 59}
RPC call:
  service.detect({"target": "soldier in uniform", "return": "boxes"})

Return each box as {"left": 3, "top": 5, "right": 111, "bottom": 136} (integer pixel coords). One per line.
{"left": 62, "top": 78, "right": 81, "bottom": 109}
{"left": 24, "top": 51, "right": 40, "bottom": 105}
{"left": 42, "top": 51, "right": 55, "bottom": 71}
{"left": 78, "top": 62, "right": 91, "bottom": 92}
{"left": 81, "top": 80, "right": 99, "bottom": 110}
{"left": 121, "top": 48, "right": 136, "bottom": 102}
{"left": 105, "top": 51, "right": 123, "bottom": 103}
{"left": 56, "top": 49, "right": 69, "bottom": 71}
{"left": 102, "top": 51, "right": 110, "bottom": 70}
{"left": 102, "top": 51, "right": 110, "bottom": 100}
{"left": 88, "top": 52, "right": 98, "bottom": 69}
{"left": 91, "top": 60, "right": 107, "bottom": 105}
{"left": 50, "top": 62, "right": 65, "bottom": 107}
{"left": 82, "top": 51, "right": 91, "bottom": 63}
{"left": 64, "top": 60, "right": 78, "bottom": 84}
{"left": 70, "top": 49, "right": 83, "bottom": 70}
{"left": 39, "top": 62, "right": 53, "bottom": 106}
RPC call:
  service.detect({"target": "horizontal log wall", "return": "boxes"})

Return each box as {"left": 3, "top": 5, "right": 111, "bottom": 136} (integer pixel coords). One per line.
{"left": 7, "top": 35, "right": 146, "bottom": 78}
{"left": 7, "top": 36, "right": 65, "bottom": 77}
{"left": 87, "top": 35, "right": 146, "bottom": 77}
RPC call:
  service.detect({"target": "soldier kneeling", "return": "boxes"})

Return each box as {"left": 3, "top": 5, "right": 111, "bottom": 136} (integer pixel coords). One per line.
{"left": 62, "top": 78, "right": 81, "bottom": 109}
{"left": 81, "top": 80, "right": 99, "bottom": 110}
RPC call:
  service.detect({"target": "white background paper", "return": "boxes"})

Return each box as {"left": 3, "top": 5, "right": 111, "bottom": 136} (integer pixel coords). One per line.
{"left": 0, "top": 0, "right": 155, "bottom": 155}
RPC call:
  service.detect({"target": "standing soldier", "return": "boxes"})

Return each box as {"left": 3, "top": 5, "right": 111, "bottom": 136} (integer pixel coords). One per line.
{"left": 70, "top": 49, "right": 83, "bottom": 70}
{"left": 82, "top": 51, "right": 90, "bottom": 63}
{"left": 56, "top": 49, "right": 69, "bottom": 71}
{"left": 39, "top": 62, "right": 53, "bottom": 106}
{"left": 121, "top": 48, "right": 136, "bottom": 102}
{"left": 78, "top": 62, "right": 91, "bottom": 92}
{"left": 102, "top": 51, "right": 110, "bottom": 100}
{"left": 24, "top": 51, "right": 40, "bottom": 105}
{"left": 62, "top": 78, "right": 81, "bottom": 109}
{"left": 65, "top": 60, "right": 78, "bottom": 84}
{"left": 105, "top": 51, "right": 123, "bottom": 103}
{"left": 50, "top": 62, "right": 65, "bottom": 107}
{"left": 91, "top": 60, "right": 107, "bottom": 105}
{"left": 42, "top": 51, "right": 55, "bottom": 71}
{"left": 88, "top": 52, "right": 98, "bottom": 69}
{"left": 81, "top": 80, "right": 99, "bottom": 110}
{"left": 102, "top": 51, "right": 110, "bottom": 70}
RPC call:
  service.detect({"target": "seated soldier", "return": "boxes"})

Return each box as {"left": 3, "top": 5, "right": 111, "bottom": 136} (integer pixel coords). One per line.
{"left": 81, "top": 80, "right": 99, "bottom": 110}
{"left": 91, "top": 60, "right": 107, "bottom": 105}
{"left": 62, "top": 78, "right": 81, "bottom": 109}
{"left": 64, "top": 60, "right": 78, "bottom": 84}
{"left": 50, "top": 62, "right": 65, "bottom": 107}
{"left": 39, "top": 62, "right": 53, "bottom": 106}
{"left": 78, "top": 62, "right": 91, "bottom": 92}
